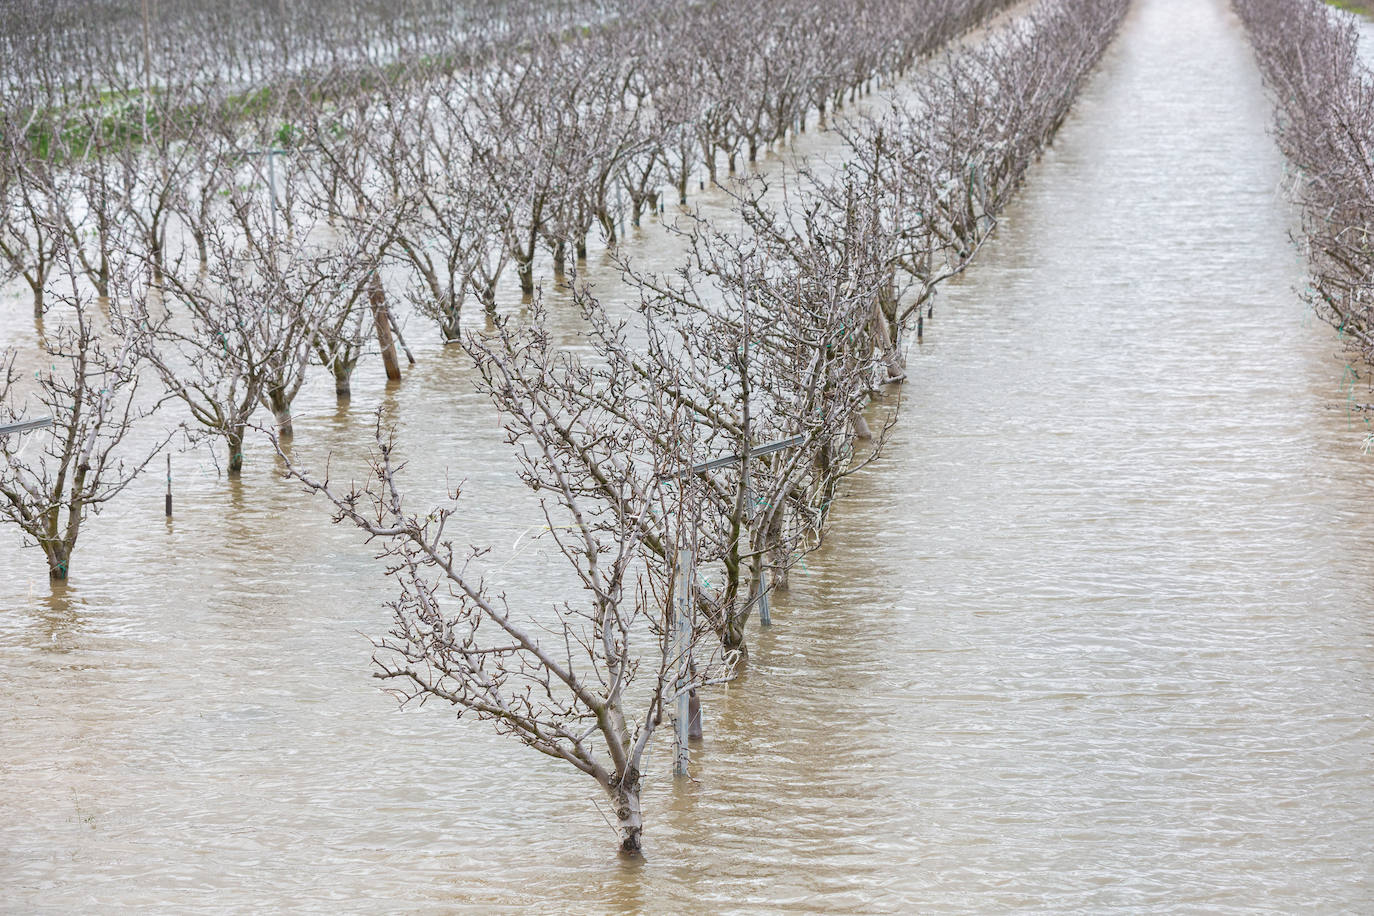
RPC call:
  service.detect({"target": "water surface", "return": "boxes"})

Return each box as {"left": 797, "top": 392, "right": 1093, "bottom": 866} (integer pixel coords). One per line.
{"left": 2, "top": 0, "right": 1372, "bottom": 910}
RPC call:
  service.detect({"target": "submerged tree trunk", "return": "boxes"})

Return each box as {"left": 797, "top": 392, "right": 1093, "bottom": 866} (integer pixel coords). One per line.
{"left": 722, "top": 590, "right": 749, "bottom": 655}
{"left": 871, "top": 297, "right": 905, "bottom": 381}
{"left": 268, "top": 386, "right": 293, "bottom": 439}
{"left": 517, "top": 256, "right": 534, "bottom": 295}
{"left": 333, "top": 359, "right": 352, "bottom": 400}
{"left": 767, "top": 512, "right": 789, "bottom": 590}
{"left": 227, "top": 424, "right": 245, "bottom": 475}
{"left": 439, "top": 294, "right": 461, "bottom": 342}
{"left": 608, "top": 770, "right": 643, "bottom": 856}
{"left": 598, "top": 210, "right": 618, "bottom": 246}
{"left": 43, "top": 539, "right": 70, "bottom": 580}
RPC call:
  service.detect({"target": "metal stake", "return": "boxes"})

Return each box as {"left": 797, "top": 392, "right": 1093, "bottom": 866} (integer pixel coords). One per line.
{"left": 0, "top": 417, "right": 54, "bottom": 437}
{"left": 672, "top": 547, "right": 693, "bottom": 777}
{"left": 265, "top": 152, "right": 279, "bottom": 239}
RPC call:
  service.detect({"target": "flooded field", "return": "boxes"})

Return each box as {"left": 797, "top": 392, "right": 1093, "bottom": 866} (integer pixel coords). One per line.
{"left": 2, "top": 0, "right": 1372, "bottom": 910}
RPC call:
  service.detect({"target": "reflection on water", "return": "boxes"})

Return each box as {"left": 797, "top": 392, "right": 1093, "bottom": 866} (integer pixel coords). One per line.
{"left": 2, "top": 0, "right": 1373, "bottom": 910}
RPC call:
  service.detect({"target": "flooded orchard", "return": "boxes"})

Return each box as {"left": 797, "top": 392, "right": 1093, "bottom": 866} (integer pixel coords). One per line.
{"left": 3, "top": 0, "right": 1374, "bottom": 911}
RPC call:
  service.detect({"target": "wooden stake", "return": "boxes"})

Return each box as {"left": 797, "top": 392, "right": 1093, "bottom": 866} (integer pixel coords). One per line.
{"left": 369, "top": 274, "right": 402, "bottom": 382}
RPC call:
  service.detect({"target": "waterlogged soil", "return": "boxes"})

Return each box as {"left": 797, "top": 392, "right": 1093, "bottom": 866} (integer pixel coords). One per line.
{"left": 2, "top": 0, "right": 1372, "bottom": 911}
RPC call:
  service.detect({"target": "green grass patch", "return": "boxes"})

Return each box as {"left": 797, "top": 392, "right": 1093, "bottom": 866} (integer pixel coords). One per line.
{"left": 1327, "top": 0, "right": 1374, "bottom": 17}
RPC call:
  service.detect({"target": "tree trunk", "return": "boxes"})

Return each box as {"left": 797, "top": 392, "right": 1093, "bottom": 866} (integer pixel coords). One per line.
{"left": 871, "top": 297, "right": 905, "bottom": 381}
{"left": 333, "top": 359, "right": 352, "bottom": 399}
{"left": 227, "top": 425, "right": 245, "bottom": 475}
{"left": 44, "top": 539, "right": 70, "bottom": 580}
{"left": 553, "top": 240, "right": 566, "bottom": 275}
{"left": 150, "top": 235, "right": 164, "bottom": 287}
{"left": 268, "top": 386, "right": 293, "bottom": 439}
{"left": 32, "top": 284, "right": 44, "bottom": 319}
{"left": 722, "top": 599, "right": 748, "bottom": 654}
{"left": 598, "top": 210, "right": 617, "bottom": 246}
{"left": 768, "top": 512, "right": 789, "bottom": 590}
{"left": 517, "top": 256, "right": 534, "bottom": 295}
{"left": 852, "top": 412, "right": 872, "bottom": 440}
{"left": 608, "top": 770, "right": 643, "bottom": 856}
{"left": 439, "top": 292, "right": 461, "bottom": 341}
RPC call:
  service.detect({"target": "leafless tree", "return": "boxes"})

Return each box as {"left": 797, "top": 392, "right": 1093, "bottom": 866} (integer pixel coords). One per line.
{"left": 282, "top": 378, "right": 723, "bottom": 854}
{"left": 827, "top": 0, "right": 1128, "bottom": 362}
{"left": 145, "top": 169, "right": 385, "bottom": 470}
{"left": 1235, "top": 0, "right": 1374, "bottom": 385}
{"left": 0, "top": 267, "right": 166, "bottom": 580}
{"left": 0, "top": 119, "right": 65, "bottom": 318}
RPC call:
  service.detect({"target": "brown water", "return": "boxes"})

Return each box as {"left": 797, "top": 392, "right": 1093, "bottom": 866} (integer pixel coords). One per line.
{"left": 3, "top": 0, "right": 1374, "bottom": 911}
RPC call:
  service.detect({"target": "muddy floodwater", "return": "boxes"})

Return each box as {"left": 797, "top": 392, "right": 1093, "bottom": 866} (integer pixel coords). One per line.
{"left": 3, "top": 0, "right": 1373, "bottom": 910}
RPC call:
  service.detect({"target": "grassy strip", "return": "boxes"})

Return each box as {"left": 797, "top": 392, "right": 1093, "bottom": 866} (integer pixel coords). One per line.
{"left": 17, "top": 12, "right": 624, "bottom": 163}
{"left": 1327, "top": 0, "right": 1374, "bottom": 17}
{"left": 24, "top": 51, "right": 471, "bottom": 162}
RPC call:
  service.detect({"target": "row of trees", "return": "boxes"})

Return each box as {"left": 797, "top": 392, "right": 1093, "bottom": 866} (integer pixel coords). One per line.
{"left": 3, "top": 0, "right": 1022, "bottom": 319}
{"left": 1234, "top": 0, "right": 1374, "bottom": 385}
{"left": 288, "top": 0, "right": 1128, "bottom": 854}
{"left": 0, "top": 0, "right": 1020, "bottom": 580}
{"left": 1, "top": 0, "right": 631, "bottom": 116}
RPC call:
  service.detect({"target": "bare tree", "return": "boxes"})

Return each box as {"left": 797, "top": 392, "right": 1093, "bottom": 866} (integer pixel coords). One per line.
{"left": 1235, "top": 0, "right": 1374, "bottom": 386}
{"left": 0, "top": 270, "right": 166, "bottom": 580}
{"left": 0, "top": 118, "right": 65, "bottom": 318}
{"left": 282, "top": 382, "right": 721, "bottom": 854}
{"left": 145, "top": 178, "right": 377, "bottom": 470}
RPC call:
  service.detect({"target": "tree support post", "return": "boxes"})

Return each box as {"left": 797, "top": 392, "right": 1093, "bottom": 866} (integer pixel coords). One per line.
{"left": 673, "top": 547, "right": 693, "bottom": 777}
{"left": 744, "top": 464, "right": 771, "bottom": 627}
{"left": 369, "top": 274, "right": 403, "bottom": 382}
